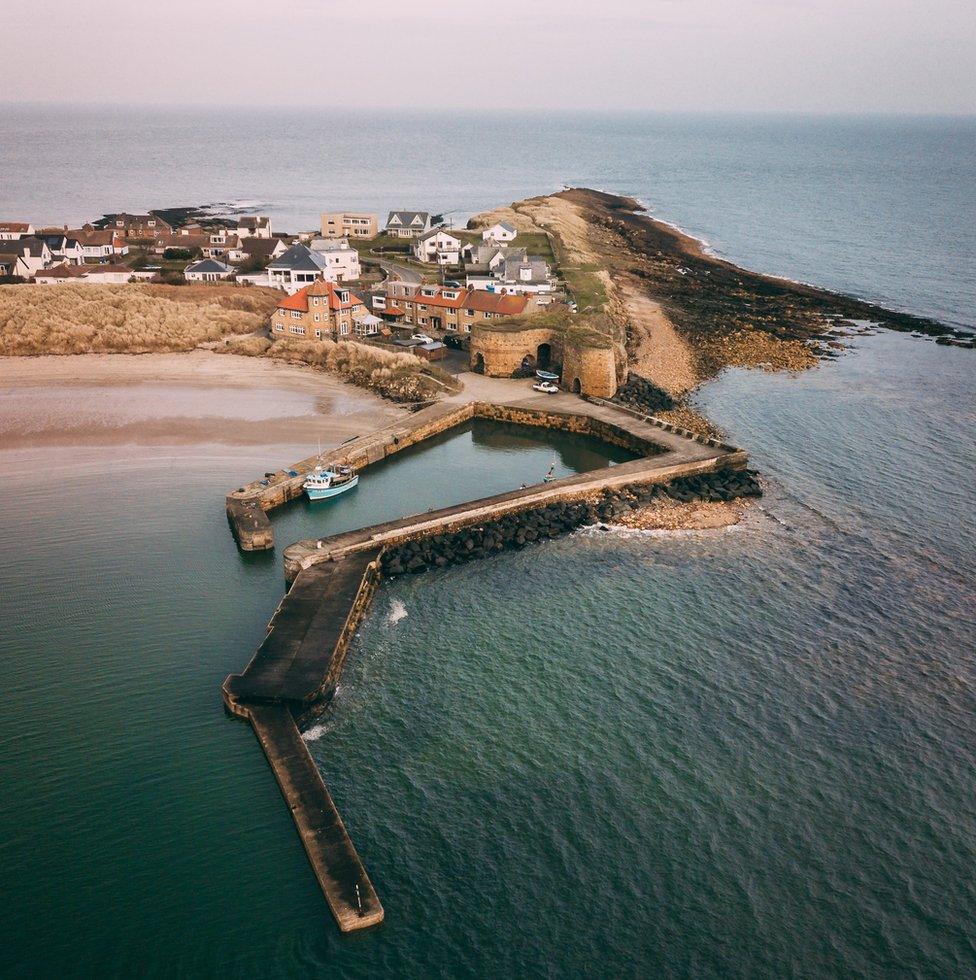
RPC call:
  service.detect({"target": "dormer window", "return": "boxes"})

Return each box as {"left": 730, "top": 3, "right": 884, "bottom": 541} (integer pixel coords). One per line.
{"left": 339, "top": 290, "right": 349, "bottom": 303}
{"left": 148, "top": 219, "right": 156, "bottom": 227}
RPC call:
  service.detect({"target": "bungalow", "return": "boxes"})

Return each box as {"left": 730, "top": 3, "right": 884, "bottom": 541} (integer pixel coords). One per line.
{"left": 0, "top": 222, "right": 34, "bottom": 240}
{"left": 269, "top": 279, "right": 371, "bottom": 340}
{"left": 236, "top": 216, "right": 272, "bottom": 239}
{"left": 482, "top": 221, "right": 518, "bottom": 243}
{"left": 308, "top": 238, "right": 361, "bottom": 281}
{"left": 0, "top": 237, "right": 52, "bottom": 277}
{"left": 184, "top": 259, "right": 235, "bottom": 283}
{"left": 499, "top": 255, "right": 552, "bottom": 292}
{"left": 413, "top": 228, "right": 462, "bottom": 265}
{"left": 385, "top": 211, "right": 432, "bottom": 238}
{"left": 34, "top": 263, "right": 154, "bottom": 285}
{"left": 108, "top": 213, "right": 174, "bottom": 239}
{"left": 240, "top": 236, "right": 289, "bottom": 264}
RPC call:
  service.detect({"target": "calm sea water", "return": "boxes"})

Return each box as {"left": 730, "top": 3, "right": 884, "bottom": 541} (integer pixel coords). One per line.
{"left": 0, "top": 109, "right": 974, "bottom": 977}
{"left": 1, "top": 107, "right": 974, "bottom": 328}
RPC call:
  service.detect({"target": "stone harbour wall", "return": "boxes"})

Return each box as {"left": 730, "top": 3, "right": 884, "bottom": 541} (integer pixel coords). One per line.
{"left": 378, "top": 468, "right": 762, "bottom": 577}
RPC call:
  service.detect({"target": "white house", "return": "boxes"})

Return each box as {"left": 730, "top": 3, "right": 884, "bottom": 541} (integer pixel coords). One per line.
{"left": 308, "top": 238, "right": 361, "bottom": 281}
{"left": 385, "top": 211, "right": 432, "bottom": 238}
{"left": 37, "top": 234, "right": 85, "bottom": 265}
{"left": 413, "top": 229, "right": 462, "bottom": 265}
{"left": 184, "top": 259, "right": 236, "bottom": 283}
{"left": 266, "top": 243, "right": 336, "bottom": 293}
{"left": 0, "top": 237, "right": 51, "bottom": 277}
{"left": 0, "top": 222, "right": 34, "bottom": 240}
{"left": 482, "top": 221, "right": 518, "bottom": 243}
{"left": 237, "top": 216, "right": 272, "bottom": 239}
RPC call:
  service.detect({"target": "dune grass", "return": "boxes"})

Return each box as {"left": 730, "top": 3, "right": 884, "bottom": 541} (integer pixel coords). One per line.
{"left": 0, "top": 283, "right": 280, "bottom": 355}
{"left": 220, "top": 335, "right": 462, "bottom": 403}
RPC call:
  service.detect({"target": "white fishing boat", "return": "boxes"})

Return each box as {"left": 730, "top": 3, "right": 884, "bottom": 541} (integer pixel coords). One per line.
{"left": 303, "top": 464, "right": 359, "bottom": 501}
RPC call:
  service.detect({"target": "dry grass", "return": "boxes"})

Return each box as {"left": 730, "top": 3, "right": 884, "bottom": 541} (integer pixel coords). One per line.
{"left": 220, "top": 335, "right": 462, "bottom": 403}
{"left": 0, "top": 283, "right": 279, "bottom": 355}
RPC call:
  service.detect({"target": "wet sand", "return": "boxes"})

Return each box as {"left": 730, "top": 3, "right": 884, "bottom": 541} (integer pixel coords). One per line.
{"left": 0, "top": 352, "right": 404, "bottom": 450}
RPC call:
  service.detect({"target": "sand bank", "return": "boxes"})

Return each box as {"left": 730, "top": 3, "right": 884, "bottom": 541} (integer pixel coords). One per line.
{"left": 0, "top": 351, "right": 404, "bottom": 450}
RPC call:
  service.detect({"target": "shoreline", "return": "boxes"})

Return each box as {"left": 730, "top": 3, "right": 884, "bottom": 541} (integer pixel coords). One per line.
{"left": 0, "top": 351, "right": 404, "bottom": 451}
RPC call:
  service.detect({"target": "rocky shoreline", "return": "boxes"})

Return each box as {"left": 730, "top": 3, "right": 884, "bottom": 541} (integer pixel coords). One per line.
{"left": 379, "top": 467, "right": 762, "bottom": 578}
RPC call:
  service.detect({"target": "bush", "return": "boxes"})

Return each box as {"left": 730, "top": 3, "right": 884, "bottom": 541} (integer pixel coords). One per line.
{"left": 163, "top": 248, "right": 197, "bottom": 261}
{"left": 220, "top": 335, "right": 461, "bottom": 402}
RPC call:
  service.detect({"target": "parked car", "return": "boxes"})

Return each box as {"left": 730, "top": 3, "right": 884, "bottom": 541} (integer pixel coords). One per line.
{"left": 443, "top": 280, "right": 461, "bottom": 288}
{"left": 532, "top": 381, "right": 559, "bottom": 394}
{"left": 410, "top": 333, "right": 434, "bottom": 344}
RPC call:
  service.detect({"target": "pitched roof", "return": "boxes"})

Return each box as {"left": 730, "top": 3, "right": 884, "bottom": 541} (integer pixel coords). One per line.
{"left": 241, "top": 236, "right": 287, "bottom": 259}
{"left": 0, "top": 236, "right": 48, "bottom": 257}
{"left": 186, "top": 259, "right": 234, "bottom": 273}
{"left": 0, "top": 222, "right": 31, "bottom": 233}
{"left": 465, "top": 291, "right": 528, "bottom": 315}
{"left": 267, "top": 243, "right": 328, "bottom": 272}
{"left": 278, "top": 281, "right": 365, "bottom": 313}
{"left": 36, "top": 263, "right": 136, "bottom": 278}
{"left": 386, "top": 211, "right": 430, "bottom": 227}
{"left": 237, "top": 216, "right": 270, "bottom": 229}
{"left": 417, "top": 227, "right": 460, "bottom": 244}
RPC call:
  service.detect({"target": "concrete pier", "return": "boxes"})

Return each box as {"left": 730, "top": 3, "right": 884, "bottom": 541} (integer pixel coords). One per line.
{"left": 223, "top": 385, "right": 751, "bottom": 934}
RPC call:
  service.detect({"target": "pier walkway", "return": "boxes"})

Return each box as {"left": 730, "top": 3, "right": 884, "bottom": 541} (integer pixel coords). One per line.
{"left": 223, "top": 378, "right": 748, "bottom": 934}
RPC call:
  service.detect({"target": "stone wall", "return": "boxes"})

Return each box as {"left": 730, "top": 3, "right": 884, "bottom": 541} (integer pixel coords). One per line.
{"left": 378, "top": 468, "right": 762, "bottom": 577}
{"left": 470, "top": 323, "right": 618, "bottom": 398}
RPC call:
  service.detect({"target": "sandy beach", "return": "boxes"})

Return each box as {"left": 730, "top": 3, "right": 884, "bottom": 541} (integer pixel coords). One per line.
{"left": 0, "top": 351, "right": 405, "bottom": 451}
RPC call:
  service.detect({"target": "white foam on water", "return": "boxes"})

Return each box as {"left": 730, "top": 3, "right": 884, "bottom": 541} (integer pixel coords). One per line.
{"left": 386, "top": 598, "right": 408, "bottom": 625}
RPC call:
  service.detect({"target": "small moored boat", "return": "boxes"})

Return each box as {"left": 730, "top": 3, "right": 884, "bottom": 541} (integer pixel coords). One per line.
{"left": 303, "top": 464, "right": 359, "bottom": 501}
{"left": 536, "top": 369, "right": 559, "bottom": 381}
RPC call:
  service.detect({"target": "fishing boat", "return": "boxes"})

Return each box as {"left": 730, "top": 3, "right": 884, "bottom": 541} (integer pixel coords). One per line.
{"left": 536, "top": 369, "right": 560, "bottom": 382}
{"left": 303, "top": 464, "right": 359, "bottom": 501}
{"left": 543, "top": 460, "right": 556, "bottom": 483}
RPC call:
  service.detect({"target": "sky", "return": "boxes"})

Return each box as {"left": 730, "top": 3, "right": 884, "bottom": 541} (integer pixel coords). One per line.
{"left": 1, "top": 0, "right": 974, "bottom": 114}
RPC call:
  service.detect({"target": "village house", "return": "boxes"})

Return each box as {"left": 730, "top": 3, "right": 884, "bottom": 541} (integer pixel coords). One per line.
{"left": 184, "top": 259, "right": 235, "bottom": 283}
{"left": 461, "top": 242, "right": 510, "bottom": 274}
{"left": 266, "top": 243, "right": 336, "bottom": 293}
{"left": 412, "top": 228, "right": 462, "bottom": 265}
{"left": 482, "top": 221, "right": 518, "bottom": 243}
{"left": 320, "top": 212, "right": 378, "bottom": 239}
{"left": 36, "top": 234, "right": 85, "bottom": 265}
{"left": 0, "top": 222, "right": 35, "bottom": 240}
{"left": 34, "top": 263, "right": 155, "bottom": 285}
{"left": 388, "top": 281, "right": 532, "bottom": 333}
{"left": 236, "top": 216, "right": 272, "bottom": 239}
{"left": 308, "top": 238, "right": 361, "bottom": 281}
{"left": 239, "top": 236, "right": 289, "bottom": 264}
{"left": 108, "top": 213, "right": 174, "bottom": 239}
{"left": 70, "top": 229, "right": 130, "bottom": 261}
{"left": 269, "top": 280, "right": 377, "bottom": 340}
{"left": 0, "top": 237, "right": 52, "bottom": 277}
{"left": 0, "top": 257, "right": 15, "bottom": 277}
{"left": 385, "top": 211, "right": 432, "bottom": 238}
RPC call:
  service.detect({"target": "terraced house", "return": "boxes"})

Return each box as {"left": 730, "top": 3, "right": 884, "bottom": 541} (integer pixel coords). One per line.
{"left": 270, "top": 280, "right": 379, "bottom": 341}
{"left": 389, "top": 282, "right": 532, "bottom": 332}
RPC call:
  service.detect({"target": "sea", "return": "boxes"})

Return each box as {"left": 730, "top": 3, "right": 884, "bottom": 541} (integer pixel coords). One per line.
{"left": 0, "top": 108, "right": 974, "bottom": 978}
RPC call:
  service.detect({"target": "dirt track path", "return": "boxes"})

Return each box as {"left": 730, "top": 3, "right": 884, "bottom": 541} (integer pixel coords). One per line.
{"left": 619, "top": 284, "right": 698, "bottom": 396}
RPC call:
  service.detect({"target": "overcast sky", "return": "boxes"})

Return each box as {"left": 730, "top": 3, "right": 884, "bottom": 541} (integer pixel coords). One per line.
{"left": 2, "top": 0, "right": 974, "bottom": 113}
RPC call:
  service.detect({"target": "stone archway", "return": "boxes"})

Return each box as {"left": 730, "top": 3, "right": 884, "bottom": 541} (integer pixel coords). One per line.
{"left": 537, "top": 343, "right": 552, "bottom": 370}
{"left": 572, "top": 377, "right": 582, "bottom": 394}
{"left": 473, "top": 352, "right": 485, "bottom": 374}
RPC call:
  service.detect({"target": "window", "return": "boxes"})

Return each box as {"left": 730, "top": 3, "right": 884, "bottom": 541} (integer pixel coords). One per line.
{"left": 339, "top": 290, "right": 349, "bottom": 303}
{"left": 274, "top": 323, "right": 284, "bottom": 332}
{"left": 315, "top": 330, "right": 323, "bottom": 339}
{"left": 420, "top": 317, "right": 428, "bottom": 325}
{"left": 313, "top": 313, "right": 320, "bottom": 322}
{"left": 290, "top": 325, "right": 306, "bottom": 335}
{"left": 466, "top": 309, "right": 475, "bottom": 316}
{"left": 291, "top": 311, "right": 302, "bottom": 319}
{"left": 340, "top": 323, "right": 349, "bottom": 335}
{"left": 418, "top": 304, "right": 427, "bottom": 312}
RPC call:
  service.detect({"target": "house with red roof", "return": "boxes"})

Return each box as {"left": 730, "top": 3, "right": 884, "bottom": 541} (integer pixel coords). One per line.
{"left": 388, "top": 281, "right": 533, "bottom": 333}
{"left": 269, "top": 280, "right": 379, "bottom": 341}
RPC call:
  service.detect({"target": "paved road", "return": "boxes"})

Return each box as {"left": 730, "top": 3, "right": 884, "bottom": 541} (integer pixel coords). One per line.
{"left": 376, "top": 258, "right": 422, "bottom": 283}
